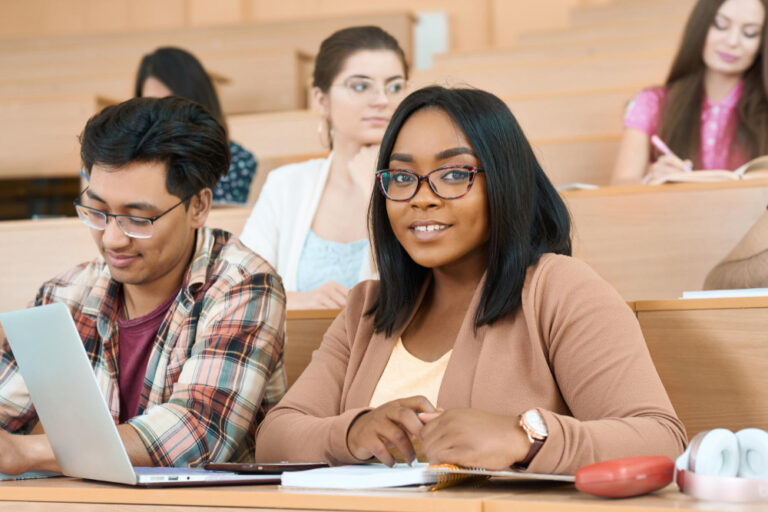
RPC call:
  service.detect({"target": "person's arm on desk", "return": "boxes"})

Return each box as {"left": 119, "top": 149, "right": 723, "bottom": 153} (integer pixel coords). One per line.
{"left": 0, "top": 424, "right": 152, "bottom": 474}
{"left": 704, "top": 210, "right": 768, "bottom": 289}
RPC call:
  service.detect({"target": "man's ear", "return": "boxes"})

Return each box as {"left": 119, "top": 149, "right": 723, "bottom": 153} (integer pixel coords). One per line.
{"left": 188, "top": 188, "right": 212, "bottom": 228}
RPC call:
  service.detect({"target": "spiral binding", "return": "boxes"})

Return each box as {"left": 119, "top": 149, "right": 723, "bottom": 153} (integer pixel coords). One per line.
{"left": 426, "top": 464, "right": 490, "bottom": 491}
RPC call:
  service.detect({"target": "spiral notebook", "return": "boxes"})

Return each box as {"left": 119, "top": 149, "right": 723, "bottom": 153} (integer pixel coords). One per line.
{"left": 280, "top": 462, "right": 574, "bottom": 491}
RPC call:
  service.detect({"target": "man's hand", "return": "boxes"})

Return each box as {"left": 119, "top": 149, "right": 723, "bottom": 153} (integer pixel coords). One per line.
{"left": 0, "top": 430, "right": 59, "bottom": 475}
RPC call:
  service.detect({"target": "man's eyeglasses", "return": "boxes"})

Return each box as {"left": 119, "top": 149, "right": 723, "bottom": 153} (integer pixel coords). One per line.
{"left": 332, "top": 77, "right": 408, "bottom": 101}
{"left": 376, "top": 166, "right": 485, "bottom": 202}
{"left": 73, "top": 191, "right": 191, "bottom": 239}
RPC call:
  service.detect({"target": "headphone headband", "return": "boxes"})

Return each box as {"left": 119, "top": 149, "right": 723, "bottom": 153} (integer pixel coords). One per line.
{"left": 675, "top": 469, "right": 768, "bottom": 503}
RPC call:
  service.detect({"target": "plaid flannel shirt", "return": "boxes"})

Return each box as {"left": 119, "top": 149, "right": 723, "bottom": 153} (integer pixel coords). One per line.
{"left": 0, "top": 227, "right": 286, "bottom": 466}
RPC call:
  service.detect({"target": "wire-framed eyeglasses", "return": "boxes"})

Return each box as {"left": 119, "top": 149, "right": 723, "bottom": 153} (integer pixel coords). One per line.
{"left": 73, "top": 190, "right": 191, "bottom": 239}
{"left": 332, "top": 77, "right": 408, "bottom": 101}
{"left": 376, "top": 166, "right": 485, "bottom": 201}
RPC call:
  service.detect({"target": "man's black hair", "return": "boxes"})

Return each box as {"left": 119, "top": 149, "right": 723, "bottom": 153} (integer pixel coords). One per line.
{"left": 80, "top": 96, "right": 230, "bottom": 200}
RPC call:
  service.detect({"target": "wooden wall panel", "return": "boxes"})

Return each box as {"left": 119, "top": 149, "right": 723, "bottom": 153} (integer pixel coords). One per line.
{"left": 0, "top": 0, "right": 605, "bottom": 51}
{"left": 244, "top": 0, "right": 492, "bottom": 51}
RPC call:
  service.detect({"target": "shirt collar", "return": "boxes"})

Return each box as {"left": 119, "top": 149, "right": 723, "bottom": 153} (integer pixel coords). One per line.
{"left": 84, "top": 227, "right": 215, "bottom": 329}
{"left": 705, "top": 80, "right": 743, "bottom": 109}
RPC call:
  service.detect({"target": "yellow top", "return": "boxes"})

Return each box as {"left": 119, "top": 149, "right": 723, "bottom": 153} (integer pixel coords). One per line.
{"left": 369, "top": 337, "right": 452, "bottom": 408}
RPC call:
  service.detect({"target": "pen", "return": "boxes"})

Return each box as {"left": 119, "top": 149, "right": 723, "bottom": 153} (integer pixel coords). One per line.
{"left": 650, "top": 135, "right": 693, "bottom": 172}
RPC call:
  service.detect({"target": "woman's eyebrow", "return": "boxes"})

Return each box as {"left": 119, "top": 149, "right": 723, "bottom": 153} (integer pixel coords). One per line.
{"left": 436, "top": 147, "right": 476, "bottom": 159}
{"left": 389, "top": 152, "right": 413, "bottom": 162}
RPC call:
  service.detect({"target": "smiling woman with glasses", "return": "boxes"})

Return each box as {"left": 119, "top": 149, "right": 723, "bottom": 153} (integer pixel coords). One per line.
{"left": 256, "top": 86, "right": 686, "bottom": 475}
{"left": 240, "top": 26, "right": 409, "bottom": 310}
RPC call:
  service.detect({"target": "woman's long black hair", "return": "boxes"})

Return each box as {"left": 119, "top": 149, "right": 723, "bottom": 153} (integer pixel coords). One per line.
{"left": 368, "top": 86, "right": 572, "bottom": 335}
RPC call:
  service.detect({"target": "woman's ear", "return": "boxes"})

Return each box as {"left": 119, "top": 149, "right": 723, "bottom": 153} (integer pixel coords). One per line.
{"left": 188, "top": 188, "right": 212, "bottom": 228}
{"left": 312, "top": 86, "right": 330, "bottom": 119}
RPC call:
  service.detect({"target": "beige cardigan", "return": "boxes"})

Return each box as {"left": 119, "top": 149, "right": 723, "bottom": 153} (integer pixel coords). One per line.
{"left": 255, "top": 254, "right": 686, "bottom": 473}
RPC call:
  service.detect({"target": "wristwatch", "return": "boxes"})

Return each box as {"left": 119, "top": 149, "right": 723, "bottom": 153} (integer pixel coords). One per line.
{"left": 513, "top": 409, "right": 548, "bottom": 470}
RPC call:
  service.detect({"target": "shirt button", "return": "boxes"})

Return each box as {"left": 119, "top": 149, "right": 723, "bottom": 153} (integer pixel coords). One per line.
{"left": 712, "top": 106, "right": 720, "bottom": 114}
{"left": 707, "top": 138, "right": 715, "bottom": 146}
{"left": 709, "top": 122, "right": 718, "bottom": 129}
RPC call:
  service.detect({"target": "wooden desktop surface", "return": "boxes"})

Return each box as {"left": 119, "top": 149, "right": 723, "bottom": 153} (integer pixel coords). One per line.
{"left": 0, "top": 477, "right": 760, "bottom": 512}
{"left": 563, "top": 179, "right": 768, "bottom": 301}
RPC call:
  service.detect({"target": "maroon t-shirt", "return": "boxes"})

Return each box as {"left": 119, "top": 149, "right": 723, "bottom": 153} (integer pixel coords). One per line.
{"left": 116, "top": 289, "right": 180, "bottom": 423}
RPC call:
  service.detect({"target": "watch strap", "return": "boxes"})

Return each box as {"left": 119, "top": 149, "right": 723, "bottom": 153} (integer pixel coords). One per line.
{"left": 513, "top": 438, "right": 544, "bottom": 470}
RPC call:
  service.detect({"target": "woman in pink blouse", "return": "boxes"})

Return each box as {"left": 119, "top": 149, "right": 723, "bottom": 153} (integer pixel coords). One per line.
{"left": 612, "top": 0, "right": 767, "bottom": 184}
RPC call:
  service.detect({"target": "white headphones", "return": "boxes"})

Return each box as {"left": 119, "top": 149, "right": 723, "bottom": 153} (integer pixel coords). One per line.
{"left": 675, "top": 428, "right": 768, "bottom": 502}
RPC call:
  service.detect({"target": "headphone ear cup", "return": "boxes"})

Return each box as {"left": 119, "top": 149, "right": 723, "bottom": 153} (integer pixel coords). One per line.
{"left": 735, "top": 429, "right": 768, "bottom": 478}
{"left": 676, "top": 431, "right": 707, "bottom": 472}
{"left": 691, "top": 428, "right": 740, "bottom": 477}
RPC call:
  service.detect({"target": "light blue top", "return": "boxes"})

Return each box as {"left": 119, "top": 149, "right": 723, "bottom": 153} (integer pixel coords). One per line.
{"left": 295, "top": 230, "right": 369, "bottom": 292}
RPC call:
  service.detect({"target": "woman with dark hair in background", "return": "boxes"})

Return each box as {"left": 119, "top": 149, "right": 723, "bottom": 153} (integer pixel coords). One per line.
{"left": 255, "top": 86, "right": 686, "bottom": 474}
{"left": 240, "top": 26, "right": 409, "bottom": 309}
{"left": 612, "top": 0, "right": 767, "bottom": 184}
{"left": 136, "top": 47, "right": 258, "bottom": 204}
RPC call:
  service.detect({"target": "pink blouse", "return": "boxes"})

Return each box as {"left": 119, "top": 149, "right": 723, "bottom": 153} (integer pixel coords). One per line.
{"left": 623, "top": 82, "right": 746, "bottom": 170}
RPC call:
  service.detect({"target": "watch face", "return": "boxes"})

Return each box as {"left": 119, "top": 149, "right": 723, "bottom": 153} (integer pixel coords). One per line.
{"left": 524, "top": 409, "right": 548, "bottom": 436}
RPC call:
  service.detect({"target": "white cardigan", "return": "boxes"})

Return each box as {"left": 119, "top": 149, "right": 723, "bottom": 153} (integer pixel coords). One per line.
{"left": 240, "top": 155, "right": 376, "bottom": 291}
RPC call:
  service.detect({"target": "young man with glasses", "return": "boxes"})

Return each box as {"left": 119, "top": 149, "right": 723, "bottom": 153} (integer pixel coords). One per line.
{"left": 0, "top": 97, "right": 286, "bottom": 474}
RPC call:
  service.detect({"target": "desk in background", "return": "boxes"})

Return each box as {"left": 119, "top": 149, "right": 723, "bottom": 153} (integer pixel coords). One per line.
{"left": 636, "top": 296, "right": 768, "bottom": 440}
{"left": 565, "top": 179, "right": 768, "bottom": 301}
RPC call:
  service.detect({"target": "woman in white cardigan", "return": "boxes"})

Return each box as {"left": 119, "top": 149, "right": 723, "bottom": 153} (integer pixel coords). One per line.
{"left": 241, "top": 26, "right": 409, "bottom": 309}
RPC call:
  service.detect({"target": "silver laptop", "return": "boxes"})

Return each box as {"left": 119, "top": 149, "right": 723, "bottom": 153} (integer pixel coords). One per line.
{"left": 0, "top": 302, "right": 278, "bottom": 487}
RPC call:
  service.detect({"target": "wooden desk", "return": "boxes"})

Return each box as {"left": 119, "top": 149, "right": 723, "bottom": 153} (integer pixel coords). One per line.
{"left": 516, "top": 22, "right": 683, "bottom": 48}
{"left": 0, "top": 478, "right": 490, "bottom": 512}
{"left": 229, "top": 116, "right": 621, "bottom": 189}
{"left": 413, "top": 52, "right": 670, "bottom": 99}
{"left": 0, "top": 477, "right": 760, "bottom": 512}
{"left": 569, "top": 0, "right": 695, "bottom": 26}
{"left": 564, "top": 179, "right": 768, "bottom": 301}
{"left": 0, "top": 48, "right": 313, "bottom": 115}
{"left": 636, "top": 297, "right": 768, "bottom": 439}
{"left": 0, "top": 94, "right": 105, "bottom": 179}
{"left": 432, "top": 39, "right": 677, "bottom": 70}
{"left": 0, "top": 12, "right": 414, "bottom": 68}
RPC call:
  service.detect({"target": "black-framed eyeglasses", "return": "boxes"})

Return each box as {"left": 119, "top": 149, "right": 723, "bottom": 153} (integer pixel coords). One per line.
{"left": 376, "top": 166, "right": 485, "bottom": 202}
{"left": 73, "top": 190, "right": 192, "bottom": 239}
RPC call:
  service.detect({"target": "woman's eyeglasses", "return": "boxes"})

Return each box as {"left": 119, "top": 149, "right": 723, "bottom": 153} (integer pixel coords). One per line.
{"left": 376, "top": 166, "right": 484, "bottom": 201}
{"left": 332, "top": 77, "right": 408, "bottom": 101}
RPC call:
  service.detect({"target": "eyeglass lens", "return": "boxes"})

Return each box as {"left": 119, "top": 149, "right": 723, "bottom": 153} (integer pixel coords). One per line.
{"left": 74, "top": 205, "right": 154, "bottom": 239}
{"left": 379, "top": 168, "right": 474, "bottom": 200}
{"left": 344, "top": 78, "right": 407, "bottom": 99}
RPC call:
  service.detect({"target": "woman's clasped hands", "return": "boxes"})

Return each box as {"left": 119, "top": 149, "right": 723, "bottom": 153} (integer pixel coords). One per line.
{"left": 347, "top": 396, "right": 531, "bottom": 470}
